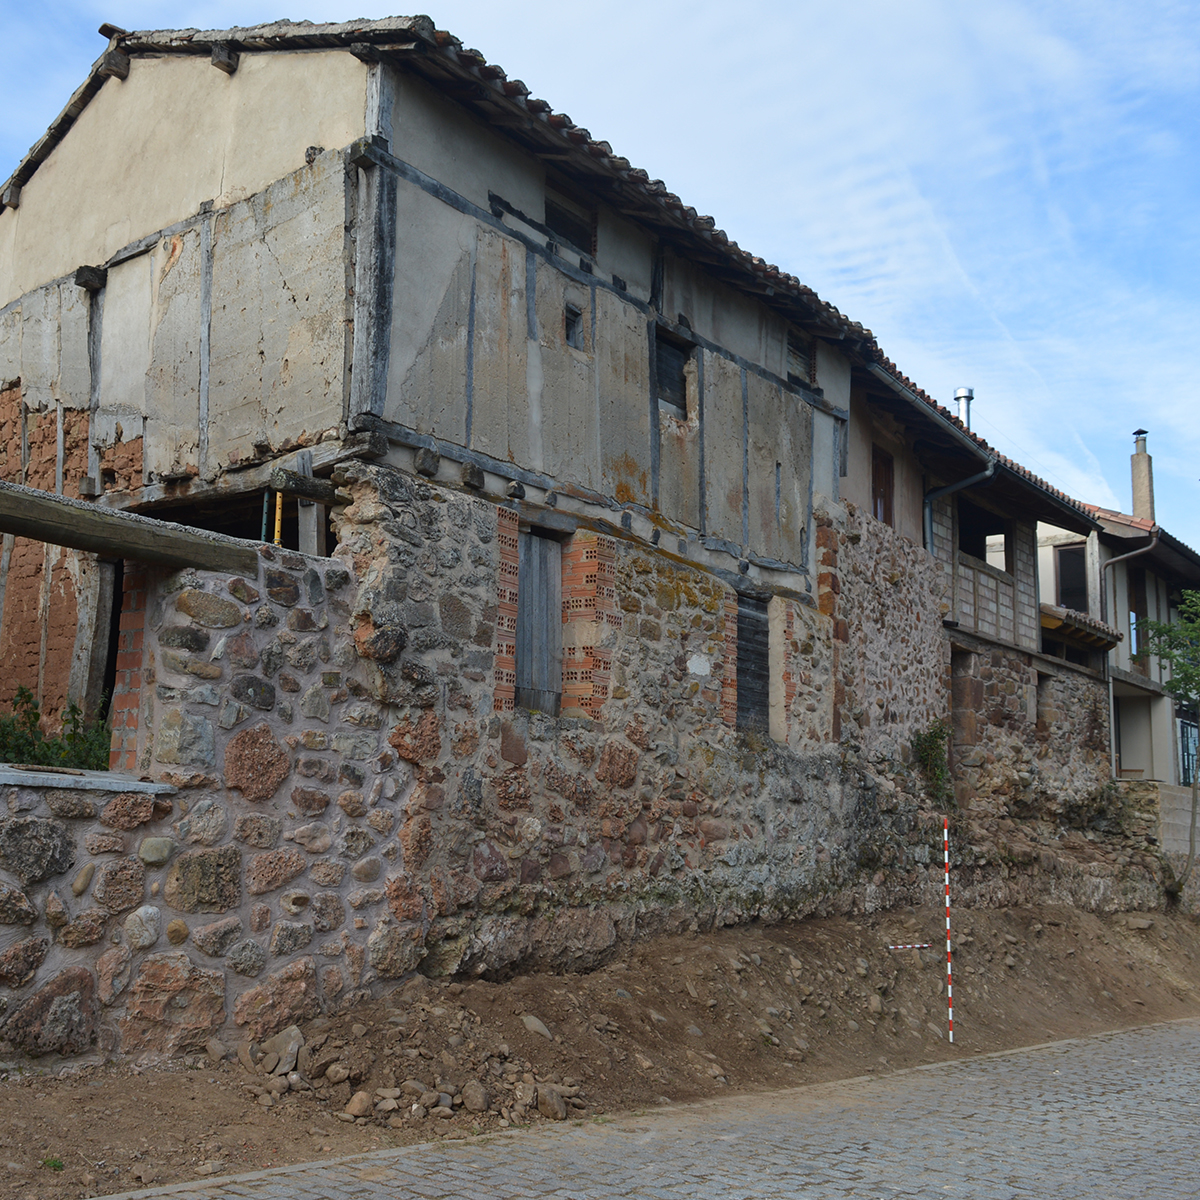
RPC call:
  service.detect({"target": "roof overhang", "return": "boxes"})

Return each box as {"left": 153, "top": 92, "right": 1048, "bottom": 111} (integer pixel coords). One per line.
{"left": 1040, "top": 602, "right": 1122, "bottom": 651}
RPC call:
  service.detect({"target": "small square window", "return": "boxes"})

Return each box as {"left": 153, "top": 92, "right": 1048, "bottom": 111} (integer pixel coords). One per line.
{"left": 565, "top": 304, "right": 584, "bottom": 349}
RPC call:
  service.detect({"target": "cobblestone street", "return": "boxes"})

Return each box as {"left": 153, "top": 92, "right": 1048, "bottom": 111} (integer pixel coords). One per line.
{"left": 108, "top": 1020, "right": 1200, "bottom": 1199}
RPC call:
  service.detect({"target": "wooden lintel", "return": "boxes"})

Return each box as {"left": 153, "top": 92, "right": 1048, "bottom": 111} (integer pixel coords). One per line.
{"left": 94, "top": 433, "right": 385, "bottom": 514}
{"left": 268, "top": 468, "right": 347, "bottom": 507}
{"left": 0, "top": 480, "right": 261, "bottom": 575}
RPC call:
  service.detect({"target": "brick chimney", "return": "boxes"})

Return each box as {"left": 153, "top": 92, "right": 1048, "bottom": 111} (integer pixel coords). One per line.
{"left": 1131, "top": 429, "right": 1155, "bottom": 522}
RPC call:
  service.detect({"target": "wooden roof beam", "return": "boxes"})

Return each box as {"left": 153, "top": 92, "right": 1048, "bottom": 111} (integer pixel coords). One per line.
{"left": 0, "top": 480, "right": 262, "bottom": 575}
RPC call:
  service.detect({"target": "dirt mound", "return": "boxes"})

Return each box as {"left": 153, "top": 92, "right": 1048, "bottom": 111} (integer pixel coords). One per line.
{"left": 3, "top": 903, "right": 1199, "bottom": 1197}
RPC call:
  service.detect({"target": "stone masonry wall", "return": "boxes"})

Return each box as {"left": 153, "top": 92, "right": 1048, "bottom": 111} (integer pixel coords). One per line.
{"left": 950, "top": 636, "right": 1110, "bottom": 822}
{"left": 0, "top": 464, "right": 1168, "bottom": 1062}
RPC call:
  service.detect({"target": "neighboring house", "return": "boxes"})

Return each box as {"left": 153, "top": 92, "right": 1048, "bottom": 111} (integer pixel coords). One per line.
{"left": 1038, "top": 432, "right": 1200, "bottom": 791}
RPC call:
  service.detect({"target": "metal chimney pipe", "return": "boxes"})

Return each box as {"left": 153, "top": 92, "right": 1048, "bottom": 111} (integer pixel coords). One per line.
{"left": 1131, "top": 428, "right": 1155, "bottom": 523}
{"left": 955, "top": 387, "right": 974, "bottom": 430}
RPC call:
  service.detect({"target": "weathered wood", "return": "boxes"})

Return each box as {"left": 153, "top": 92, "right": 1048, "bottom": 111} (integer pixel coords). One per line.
{"left": 94, "top": 433, "right": 384, "bottom": 513}
{"left": 211, "top": 43, "right": 239, "bottom": 74}
{"left": 74, "top": 265, "right": 108, "bottom": 292}
{"left": 0, "top": 480, "right": 261, "bottom": 575}
{"left": 268, "top": 467, "right": 343, "bottom": 506}
{"left": 515, "top": 531, "right": 562, "bottom": 716}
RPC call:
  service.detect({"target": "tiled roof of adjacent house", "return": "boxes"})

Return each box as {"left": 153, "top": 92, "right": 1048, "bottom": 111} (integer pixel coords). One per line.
{"left": 1, "top": 16, "right": 1095, "bottom": 525}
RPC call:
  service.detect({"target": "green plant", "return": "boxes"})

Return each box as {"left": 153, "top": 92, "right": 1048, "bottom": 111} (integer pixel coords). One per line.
{"left": 40, "top": 1156, "right": 64, "bottom": 1172}
{"left": 911, "top": 719, "right": 954, "bottom": 806}
{"left": 1141, "top": 590, "right": 1200, "bottom": 891}
{"left": 0, "top": 686, "right": 111, "bottom": 772}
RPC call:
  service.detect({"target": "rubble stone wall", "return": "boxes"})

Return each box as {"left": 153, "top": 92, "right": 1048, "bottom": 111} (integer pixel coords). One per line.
{"left": 0, "top": 464, "right": 1169, "bottom": 1062}
{"left": 949, "top": 634, "right": 1110, "bottom": 822}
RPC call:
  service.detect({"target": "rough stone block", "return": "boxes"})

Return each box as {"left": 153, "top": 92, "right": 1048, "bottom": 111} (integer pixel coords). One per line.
{"left": 175, "top": 589, "right": 242, "bottom": 628}
{"left": 233, "top": 956, "right": 319, "bottom": 1039}
{"left": 246, "top": 848, "right": 307, "bottom": 895}
{"left": 119, "top": 953, "right": 226, "bottom": 1054}
{"left": 0, "top": 817, "right": 75, "bottom": 884}
{"left": 234, "top": 813, "right": 282, "bottom": 848}
{"left": 269, "top": 921, "right": 313, "bottom": 956}
{"left": 192, "top": 915, "right": 244, "bottom": 957}
{"left": 4, "top": 967, "right": 97, "bottom": 1055}
{"left": 100, "top": 793, "right": 155, "bottom": 831}
{"left": 157, "top": 709, "right": 216, "bottom": 767}
{"left": 163, "top": 846, "right": 242, "bottom": 913}
{"left": 93, "top": 856, "right": 146, "bottom": 913}
{"left": 0, "top": 936, "right": 49, "bottom": 987}
{"left": 224, "top": 724, "right": 290, "bottom": 801}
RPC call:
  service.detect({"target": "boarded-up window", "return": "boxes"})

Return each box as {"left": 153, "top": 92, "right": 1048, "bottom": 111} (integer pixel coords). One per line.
{"left": 787, "top": 330, "right": 812, "bottom": 387}
{"left": 736, "top": 594, "right": 770, "bottom": 732}
{"left": 544, "top": 188, "right": 596, "bottom": 257}
{"left": 1056, "top": 544, "right": 1088, "bottom": 613}
{"left": 655, "top": 328, "right": 691, "bottom": 416}
{"left": 516, "top": 529, "right": 562, "bottom": 714}
{"left": 871, "top": 445, "right": 894, "bottom": 527}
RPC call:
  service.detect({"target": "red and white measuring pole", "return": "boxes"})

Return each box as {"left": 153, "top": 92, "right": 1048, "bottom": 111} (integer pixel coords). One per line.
{"left": 944, "top": 817, "right": 954, "bottom": 1043}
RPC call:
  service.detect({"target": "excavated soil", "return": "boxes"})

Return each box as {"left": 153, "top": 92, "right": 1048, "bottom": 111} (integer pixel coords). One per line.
{"left": 2, "top": 903, "right": 1199, "bottom": 1198}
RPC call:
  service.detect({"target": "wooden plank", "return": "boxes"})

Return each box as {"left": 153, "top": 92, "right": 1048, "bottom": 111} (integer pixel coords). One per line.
{"left": 515, "top": 531, "right": 562, "bottom": 715}
{"left": 736, "top": 594, "right": 771, "bottom": 732}
{"left": 292, "top": 451, "right": 327, "bottom": 559}
{"left": 0, "top": 479, "right": 261, "bottom": 575}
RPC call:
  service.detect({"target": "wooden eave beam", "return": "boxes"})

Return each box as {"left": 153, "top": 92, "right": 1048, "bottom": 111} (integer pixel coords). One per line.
{"left": 0, "top": 480, "right": 261, "bottom": 575}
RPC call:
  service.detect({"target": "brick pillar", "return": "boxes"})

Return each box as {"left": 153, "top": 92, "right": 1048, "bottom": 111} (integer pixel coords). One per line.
{"left": 493, "top": 508, "right": 519, "bottom": 713}
{"left": 721, "top": 595, "right": 738, "bottom": 727}
{"left": 561, "top": 531, "right": 619, "bottom": 719}
{"left": 109, "top": 564, "right": 146, "bottom": 771}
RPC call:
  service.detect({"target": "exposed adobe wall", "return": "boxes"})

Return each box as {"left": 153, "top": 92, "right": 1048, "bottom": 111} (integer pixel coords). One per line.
{"left": 0, "top": 379, "right": 96, "bottom": 724}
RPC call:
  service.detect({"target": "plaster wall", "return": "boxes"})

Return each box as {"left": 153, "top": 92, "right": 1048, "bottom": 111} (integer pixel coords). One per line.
{"left": 842, "top": 388, "right": 924, "bottom": 546}
{"left": 0, "top": 51, "right": 367, "bottom": 307}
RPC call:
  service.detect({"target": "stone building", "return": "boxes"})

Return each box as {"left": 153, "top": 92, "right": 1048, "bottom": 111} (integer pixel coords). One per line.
{"left": 0, "top": 18, "right": 1162, "bottom": 1056}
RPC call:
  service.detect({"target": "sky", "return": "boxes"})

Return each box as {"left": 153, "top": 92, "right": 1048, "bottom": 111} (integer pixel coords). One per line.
{"left": 4, "top": 0, "right": 1199, "bottom": 546}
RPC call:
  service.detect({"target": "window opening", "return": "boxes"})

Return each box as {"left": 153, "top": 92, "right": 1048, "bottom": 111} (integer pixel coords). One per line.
{"left": 1179, "top": 705, "right": 1198, "bottom": 787}
{"left": 565, "top": 304, "right": 584, "bottom": 349}
{"left": 736, "top": 593, "right": 770, "bottom": 733}
{"left": 1056, "top": 544, "right": 1088, "bottom": 613}
{"left": 515, "top": 529, "right": 563, "bottom": 715}
{"left": 655, "top": 327, "right": 692, "bottom": 417}
{"left": 544, "top": 188, "right": 596, "bottom": 257}
{"left": 1129, "top": 565, "right": 1148, "bottom": 673}
{"left": 958, "top": 497, "right": 1008, "bottom": 567}
{"left": 786, "top": 329, "right": 812, "bottom": 387}
{"left": 871, "top": 445, "right": 894, "bottom": 527}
